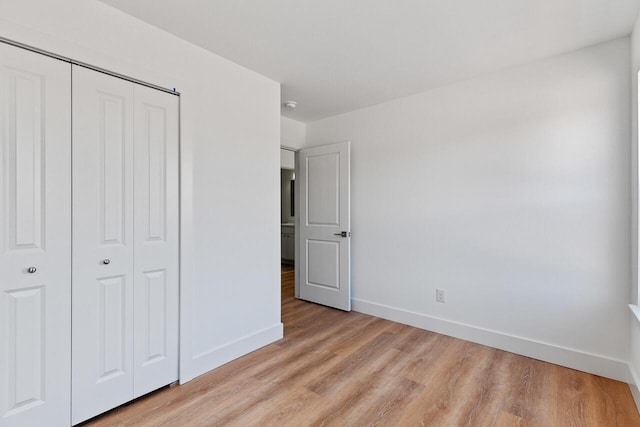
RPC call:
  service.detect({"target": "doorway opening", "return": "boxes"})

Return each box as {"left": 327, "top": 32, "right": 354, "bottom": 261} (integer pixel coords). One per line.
{"left": 281, "top": 167, "right": 295, "bottom": 274}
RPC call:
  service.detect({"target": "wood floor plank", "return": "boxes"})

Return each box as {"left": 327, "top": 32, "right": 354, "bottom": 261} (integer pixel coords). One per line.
{"left": 502, "top": 356, "right": 550, "bottom": 426}
{"left": 399, "top": 341, "right": 496, "bottom": 425}
{"left": 83, "top": 271, "right": 640, "bottom": 426}
{"left": 345, "top": 376, "right": 425, "bottom": 426}
{"left": 495, "top": 410, "right": 535, "bottom": 427}
{"left": 249, "top": 386, "right": 323, "bottom": 427}
{"left": 588, "top": 375, "right": 640, "bottom": 427}
{"left": 445, "top": 348, "right": 509, "bottom": 427}
{"left": 306, "top": 330, "right": 400, "bottom": 397}
{"left": 303, "top": 372, "right": 393, "bottom": 426}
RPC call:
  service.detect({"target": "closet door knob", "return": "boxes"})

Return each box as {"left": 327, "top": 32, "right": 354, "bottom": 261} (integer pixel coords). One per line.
{"left": 102, "top": 259, "right": 111, "bottom": 265}
{"left": 27, "top": 267, "right": 37, "bottom": 274}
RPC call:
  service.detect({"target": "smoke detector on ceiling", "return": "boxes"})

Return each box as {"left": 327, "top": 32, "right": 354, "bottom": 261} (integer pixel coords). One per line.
{"left": 283, "top": 101, "right": 297, "bottom": 110}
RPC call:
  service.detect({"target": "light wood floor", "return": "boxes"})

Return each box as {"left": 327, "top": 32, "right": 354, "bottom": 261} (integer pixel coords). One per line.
{"left": 85, "top": 271, "right": 640, "bottom": 426}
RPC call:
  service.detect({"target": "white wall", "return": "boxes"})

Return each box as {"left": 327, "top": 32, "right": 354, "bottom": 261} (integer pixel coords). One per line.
{"left": 281, "top": 116, "right": 306, "bottom": 149}
{"left": 629, "top": 12, "right": 640, "bottom": 408}
{"left": 632, "top": 9, "right": 640, "bottom": 309}
{"left": 0, "top": 0, "right": 282, "bottom": 382}
{"left": 306, "top": 38, "right": 632, "bottom": 380}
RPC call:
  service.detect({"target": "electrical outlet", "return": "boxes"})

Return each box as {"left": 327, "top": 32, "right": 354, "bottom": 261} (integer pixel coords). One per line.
{"left": 436, "top": 288, "right": 446, "bottom": 303}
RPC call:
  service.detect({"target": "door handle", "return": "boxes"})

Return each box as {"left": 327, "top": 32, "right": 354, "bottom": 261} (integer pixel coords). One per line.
{"left": 102, "top": 259, "right": 111, "bottom": 265}
{"left": 27, "top": 267, "right": 37, "bottom": 274}
{"left": 333, "top": 231, "right": 350, "bottom": 237}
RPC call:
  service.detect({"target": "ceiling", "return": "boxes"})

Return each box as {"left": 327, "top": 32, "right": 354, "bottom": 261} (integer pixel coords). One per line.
{"left": 100, "top": 0, "right": 640, "bottom": 123}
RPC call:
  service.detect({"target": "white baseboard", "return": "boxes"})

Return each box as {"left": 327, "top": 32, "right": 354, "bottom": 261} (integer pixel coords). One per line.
{"left": 181, "top": 323, "right": 283, "bottom": 383}
{"left": 352, "top": 298, "right": 629, "bottom": 382}
{"left": 628, "top": 362, "right": 640, "bottom": 413}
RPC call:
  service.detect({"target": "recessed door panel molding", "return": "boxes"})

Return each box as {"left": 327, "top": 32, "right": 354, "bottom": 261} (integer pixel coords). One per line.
{"left": 97, "top": 276, "right": 127, "bottom": 381}
{"left": 6, "top": 70, "right": 44, "bottom": 251}
{"left": 72, "top": 65, "right": 135, "bottom": 425}
{"left": 5, "top": 287, "right": 45, "bottom": 414}
{"left": 133, "top": 84, "right": 179, "bottom": 398}
{"left": 142, "top": 269, "right": 168, "bottom": 365}
{"left": 141, "top": 104, "right": 167, "bottom": 242}
{"left": 306, "top": 152, "right": 340, "bottom": 226}
{"left": 306, "top": 240, "right": 340, "bottom": 290}
{"left": 298, "top": 141, "right": 351, "bottom": 311}
{"left": 99, "top": 93, "right": 127, "bottom": 246}
{"left": 0, "top": 42, "right": 71, "bottom": 427}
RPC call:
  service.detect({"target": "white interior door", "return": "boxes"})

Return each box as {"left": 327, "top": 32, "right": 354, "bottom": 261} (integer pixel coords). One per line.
{"left": 72, "top": 65, "right": 135, "bottom": 425}
{"left": 297, "top": 141, "right": 351, "bottom": 311}
{"left": 0, "top": 43, "right": 71, "bottom": 427}
{"left": 132, "top": 84, "right": 179, "bottom": 398}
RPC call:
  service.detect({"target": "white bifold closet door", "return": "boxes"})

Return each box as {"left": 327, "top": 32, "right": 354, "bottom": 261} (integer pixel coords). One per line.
{"left": 0, "top": 43, "right": 71, "bottom": 427}
{"left": 71, "top": 66, "right": 179, "bottom": 425}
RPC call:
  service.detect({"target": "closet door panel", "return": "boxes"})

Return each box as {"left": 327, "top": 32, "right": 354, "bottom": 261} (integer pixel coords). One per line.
{"left": 0, "top": 44, "right": 71, "bottom": 427}
{"left": 133, "top": 85, "right": 179, "bottom": 397}
{"left": 72, "top": 66, "right": 134, "bottom": 425}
